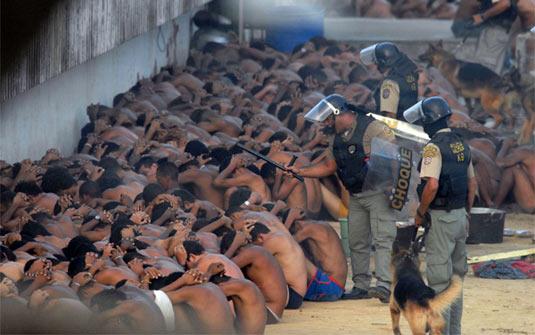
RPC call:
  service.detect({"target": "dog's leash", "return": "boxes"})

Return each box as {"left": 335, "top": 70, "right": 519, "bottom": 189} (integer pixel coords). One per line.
{"left": 452, "top": 33, "right": 472, "bottom": 55}
{"left": 451, "top": 18, "right": 482, "bottom": 55}
{"left": 411, "top": 213, "right": 431, "bottom": 256}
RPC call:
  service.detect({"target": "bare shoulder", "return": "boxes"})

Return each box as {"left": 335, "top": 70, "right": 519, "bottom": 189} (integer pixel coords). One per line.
{"left": 303, "top": 220, "right": 335, "bottom": 237}
{"left": 264, "top": 232, "right": 287, "bottom": 247}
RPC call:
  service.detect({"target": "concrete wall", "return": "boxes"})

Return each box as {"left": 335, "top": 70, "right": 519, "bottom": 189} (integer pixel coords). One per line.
{"left": 324, "top": 17, "right": 476, "bottom": 65}
{"left": 1, "top": 0, "right": 209, "bottom": 101}
{"left": 0, "top": 14, "right": 191, "bottom": 163}
{"left": 325, "top": 18, "right": 456, "bottom": 42}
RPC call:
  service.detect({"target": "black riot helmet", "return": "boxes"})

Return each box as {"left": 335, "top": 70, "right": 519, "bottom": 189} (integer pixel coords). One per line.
{"left": 403, "top": 96, "right": 452, "bottom": 125}
{"left": 304, "top": 94, "right": 351, "bottom": 122}
{"left": 360, "top": 42, "right": 402, "bottom": 72}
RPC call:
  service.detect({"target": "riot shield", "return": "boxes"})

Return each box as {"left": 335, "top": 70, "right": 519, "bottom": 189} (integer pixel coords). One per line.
{"left": 368, "top": 113, "right": 429, "bottom": 145}
{"left": 363, "top": 137, "right": 423, "bottom": 216}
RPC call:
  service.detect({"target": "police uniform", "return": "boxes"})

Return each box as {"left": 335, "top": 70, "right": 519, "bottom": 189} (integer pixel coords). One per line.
{"left": 480, "top": 0, "right": 517, "bottom": 31}
{"left": 419, "top": 128, "right": 473, "bottom": 335}
{"left": 455, "top": 0, "right": 518, "bottom": 74}
{"left": 360, "top": 42, "right": 419, "bottom": 121}
{"left": 332, "top": 113, "right": 397, "bottom": 292}
{"left": 374, "top": 64, "right": 419, "bottom": 121}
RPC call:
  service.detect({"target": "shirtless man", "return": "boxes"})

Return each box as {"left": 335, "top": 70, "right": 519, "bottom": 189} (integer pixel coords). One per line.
{"left": 70, "top": 271, "right": 110, "bottom": 305}
{"left": 90, "top": 288, "right": 166, "bottom": 333}
{"left": 516, "top": 0, "right": 535, "bottom": 31}
{"left": 67, "top": 251, "right": 139, "bottom": 287}
{"left": 391, "top": 0, "right": 427, "bottom": 17}
{"left": 123, "top": 251, "right": 180, "bottom": 283}
{"left": 470, "top": 147, "right": 501, "bottom": 207}
{"left": 495, "top": 141, "right": 535, "bottom": 212}
{"left": 221, "top": 230, "right": 288, "bottom": 322}
{"left": 102, "top": 182, "right": 144, "bottom": 203}
{"left": 291, "top": 220, "right": 347, "bottom": 301}
{"left": 1, "top": 192, "right": 33, "bottom": 230}
{"left": 135, "top": 156, "right": 159, "bottom": 184}
{"left": 426, "top": 0, "right": 458, "bottom": 19}
{"left": 265, "top": 151, "right": 307, "bottom": 210}
{"left": 26, "top": 288, "right": 92, "bottom": 333}
{"left": 358, "top": 0, "right": 394, "bottom": 18}
{"left": 21, "top": 258, "right": 67, "bottom": 297}
{"left": 227, "top": 187, "right": 264, "bottom": 210}
{"left": 190, "top": 109, "right": 242, "bottom": 137}
{"left": 215, "top": 275, "right": 267, "bottom": 334}
{"left": 213, "top": 154, "right": 271, "bottom": 203}
{"left": 113, "top": 280, "right": 178, "bottom": 332}
{"left": 266, "top": 149, "right": 322, "bottom": 217}
{"left": 18, "top": 184, "right": 59, "bottom": 215}
{"left": 469, "top": 138, "right": 497, "bottom": 160}
{"left": 165, "top": 281, "right": 235, "bottom": 334}
{"left": 156, "top": 161, "right": 180, "bottom": 191}
{"left": 250, "top": 222, "right": 307, "bottom": 309}
{"left": 178, "top": 161, "right": 225, "bottom": 208}
{"left": 181, "top": 240, "right": 245, "bottom": 279}
{"left": 96, "top": 124, "right": 139, "bottom": 147}
{"left": 227, "top": 207, "right": 290, "bottom": 239}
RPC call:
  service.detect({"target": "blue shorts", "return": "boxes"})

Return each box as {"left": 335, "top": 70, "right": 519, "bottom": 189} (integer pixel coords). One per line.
{"left": 304, "top": 268, "right": 344, "bottom": 302}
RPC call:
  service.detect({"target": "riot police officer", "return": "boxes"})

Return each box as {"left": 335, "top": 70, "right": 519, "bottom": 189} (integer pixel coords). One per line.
{"left": 287, "top": 94, "right": 397, "bottom": 303}
{"left": 360, "top": 42, "right": 419, "bottom": 122}
{"left": 404, "top": 96, "right": 477, "bottom": 335}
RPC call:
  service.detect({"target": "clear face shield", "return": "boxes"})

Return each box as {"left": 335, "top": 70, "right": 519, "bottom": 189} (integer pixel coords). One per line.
{"left": 359, "top": 44, "right": 378, "bottom": 66}
{"left": 304, "top": 98, "right": 341, "bottom": 123}
{"left": 403, "top": 101, "right": 424, "bottom": 124}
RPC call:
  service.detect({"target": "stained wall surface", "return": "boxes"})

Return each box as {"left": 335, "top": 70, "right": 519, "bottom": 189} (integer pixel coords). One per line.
{"left": 1, "top": 0, "right": 209, "bottom": 163}
{"left": 1, "top": 0, "right": 209, "bottom": 101}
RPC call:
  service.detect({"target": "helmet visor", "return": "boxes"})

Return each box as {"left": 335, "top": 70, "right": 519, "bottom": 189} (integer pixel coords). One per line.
{"left": 359, "top": 44, "right": 377, "bottom": 66}
{"left": 403, "top": 101, "right": 424, "bottom": 124}
{"left": 304, "top": 98, "right": 340, "bottom": 122}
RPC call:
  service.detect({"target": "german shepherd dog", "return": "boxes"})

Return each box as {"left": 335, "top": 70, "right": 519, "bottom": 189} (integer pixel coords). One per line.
{"left": 503, "top": 68, "right": 535, "bottom": 144}
{"left": 389, "top": 241, "right": 462, "bottom": 335}
{"left": 419, "top": 41, "right": 518, "bottom": 128}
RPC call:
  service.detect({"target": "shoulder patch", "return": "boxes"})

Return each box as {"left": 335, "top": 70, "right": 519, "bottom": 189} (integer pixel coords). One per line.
{"left": 423, "top": 145, "right": 438, "bottom": 158}
{"left": 423, "top": 145, "right": 438, "bottom": 165}
{"left": 382, "top": 88, "right": 390, "bottom": 99}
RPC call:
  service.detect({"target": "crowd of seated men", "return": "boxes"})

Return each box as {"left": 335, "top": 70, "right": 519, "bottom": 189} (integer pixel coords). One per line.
{"left": 1, "top": 35, "right": 533, "bottom": 334}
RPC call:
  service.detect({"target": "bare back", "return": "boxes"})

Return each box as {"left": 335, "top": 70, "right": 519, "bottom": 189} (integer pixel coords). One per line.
{"left": 233, "top": 245, "right": 288, "bottom": 317}
{"left": 295, "top": 220, "right": 348, "bottom": 286}
{"left": 263, "top": 232, "right": 307, "bottom": 296}
{"left": 197, "top": 253, "right": 245, "bottom": 279}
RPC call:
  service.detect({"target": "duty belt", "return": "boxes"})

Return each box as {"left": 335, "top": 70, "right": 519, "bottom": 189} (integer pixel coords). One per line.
{"left": 430, "top": 197, "right": 465, "bottom": 211}
{"left": 351, "top": 188, "right": 386, "bottom": 198}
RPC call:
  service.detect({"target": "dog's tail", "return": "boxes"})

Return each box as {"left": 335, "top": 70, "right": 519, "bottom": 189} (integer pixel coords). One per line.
{"left": 428, "top": 275, "right": 463, "bottom": 313}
